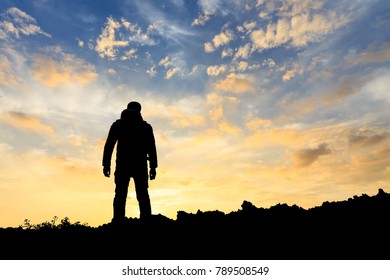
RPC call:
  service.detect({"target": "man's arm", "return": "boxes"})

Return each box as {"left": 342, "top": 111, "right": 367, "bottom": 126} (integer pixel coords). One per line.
{"left": 146, "top": 124, "right": 158, "bottom": 180}
{"left": 102, "top": 122, "right": 118, "bottom": 177}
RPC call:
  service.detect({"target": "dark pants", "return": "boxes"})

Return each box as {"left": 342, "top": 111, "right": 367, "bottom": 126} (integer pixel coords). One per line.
{"left": 113, "top": 168, "right": 151, "bottom": 220}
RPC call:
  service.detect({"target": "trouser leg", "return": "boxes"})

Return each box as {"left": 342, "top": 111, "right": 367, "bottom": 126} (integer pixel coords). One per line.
{"left": 134, "top": 173, "right": 151, "bottom": 219}
{"left": 113, "top": 174, "right": 130, "bottom": 220}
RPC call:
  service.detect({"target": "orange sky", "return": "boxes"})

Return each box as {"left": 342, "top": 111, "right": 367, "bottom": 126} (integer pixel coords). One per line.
{"left": 1, "top": 1, "right": 390, "bottom": 227}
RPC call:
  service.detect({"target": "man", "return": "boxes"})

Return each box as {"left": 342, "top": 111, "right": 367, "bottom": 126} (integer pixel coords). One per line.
{"left": 103, "top": 101, "right": 157, "bottom": 223}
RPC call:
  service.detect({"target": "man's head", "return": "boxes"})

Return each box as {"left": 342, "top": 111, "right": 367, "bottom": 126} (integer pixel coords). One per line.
{"left": 127, "top": 101, "right": 142, "bottom": 112}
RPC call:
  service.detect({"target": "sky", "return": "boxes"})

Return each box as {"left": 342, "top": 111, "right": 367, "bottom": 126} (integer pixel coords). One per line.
{"left": 0, "top": 0, "right": 389, "bottom": 227}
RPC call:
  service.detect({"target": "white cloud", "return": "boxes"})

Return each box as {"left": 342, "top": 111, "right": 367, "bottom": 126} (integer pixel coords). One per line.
{"left": 0, "top": 7, "right": 51, "bottom": 40}
{"left": 159, "top": 56, "right": 173, "bottom": 68}
{"left": 250, "top": 9, "right": 350, "bottom": 51}
{"left": 360, "top": 69, "right": 390, "bottom": 103}
{"left": 192, "top": 14, "right": 211, "bottom": 26}
{"left": 204, "top": 42, "right": 215, "bottom": 53}
{"left": 237, "top": 61, "right": 249, "bottom": 72}
{"left": 222, "top": 48, "right": 233, "bottom": 58}
{"left": 189, "top": 65, "right": 203, "bottom": 76}
{"left": 120, "top": 48, "right": 138, "bottom": 61}
{"left": 133, "top": 0, "right": 196, "bottom": 45}
{"left": 0, "top": 53, "right": 20, "bottom": 86}
{"left": 1, "top": 111, "right": 55, "bottom": 137}
{"left": 262, "top": 58, "right": 276, "bottom": 67}
{"left": 207, "top": 64, "right": 228, "bottom": 76}
{"left": 204, "top": 29, "right": 234, "bottom": 53}
{"left": 192, "top": 0, "right": 222, "bottom": 26}
{"left": 32, "top": 48, "right": 99, "bottom": 87}
{"left": 212, "top": 29, "right": 234, "bottom": 48}
{"left": 95, "top": 17, "right": 128, "bottom": 59}
{"left": 233, "top": 43, "right": 252, "bottom": 60}
{"left": 76, "top": 38, "right": 84, "bottom": 48}
{"left": 165, "top": 67, "right": 180, "bottom": 79}
{"left": 237, "top": 21, "right": 256, "bottom": 33}
{"left": 107, "top": 68, "right": 116, "bottom": 75}
{"left": 95, "top": 16, "right": 155, "bottom": 60}
{"left": 146, "top": 65, "right": 157, "bottom": 77}
{"left": 214, "top": 73, "right": 255, "bottom": 94}
{"left": 281, "top": 63, "right": 304, "bottom": 81}
{"left": 256, "top": 0, "right": 264, "bottom": 7}
{"left": 198, "top": 0, "right": 222, "bottom": 15}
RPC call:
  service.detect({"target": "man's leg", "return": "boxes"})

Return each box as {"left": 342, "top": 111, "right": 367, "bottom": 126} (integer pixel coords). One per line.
{"left": 134, "top": 172, "right": 152, "bottom": 220}
{"left": 113, "top": 172, "right": 130, "bottom": 222}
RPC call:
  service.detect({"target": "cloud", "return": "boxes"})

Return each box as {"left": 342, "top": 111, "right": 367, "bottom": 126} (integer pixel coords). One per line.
{"left": 262, "top": 58, "right": 276, "bottom": 67}
{"left": 146, "top": 65, "right": 157, "bottom": 77}
{"left": 348, "top": 44, "right": 390, "bottom": 66}
{"left": 107, "top": 68, "right": 116, "bottom": 75}
{"left": 157, "top": 54, "right": 186, "bottom": 79}
{"left": 250, "top": 9, "right": 349, "bottom": 51}
{"left": 204, "top": 42, "right": 215, "bottom": 53}
{"left": 192, "top": 14, "right": 211, "bottom": 26}
{"left": 221, "top": 48, "right": 233, "bottom": 58}
{"left": 168, "top": 109, "right": 204, "bottom": 127}
{"left": 0, "top": 7, "right": 51, "bottom": 40}
{"left": 192, "top": 0, "right": 222, "bottom": 26}
{"left": 159, "top": 56, "right": 173, "bottom": 68}
{"left": 204, "top": 29, "right": 234, "bottom": 53}
{"left": 189, "top": 65, "right": 204, "bottom": 76}
{"left": 237, "top": 21, "right": 257, "bottom": 33}
{"left": 278, "top": 74, "right": 368, "bottom": 121}
{"left": 233, "top": 43, "right": 252, "bottom": 61}
{"left": 236, "top": 61, "right": 249, "bottom": 72}
{"left": 281, "top": 64, "right": 303, "bottom": 81}
{"left": 120, "top": 48, "right": 138, "bottom": 61}
{"left": 192, "top": 0, "right": 251, "bottom": 27}
{"left": 282, "top": 70, "right": 295, "bottom": 81}
{"left": 132, "top": 0, "right": 195, "bottom": 44}
{"left": 322, "top": 77, "right": 364, "bottom": 104}
{"left": 0, "top": 54, "right": 20, "bottom": 86}
{"left": 235, "top": 61, "right": 261, "bottom": 72}
{"left": 67, "top": 132, "right": 89, "bottom": 146}
{"left": 169, "top": 0, "right": 185, "bottom": 8}
{"left": 207, "top": 64, "right": 228, "bottom": 76}
{"left": 256, "top": 0, "right": 325, "bottom": 19}
{"left": 95, "top": 17, "right": 155, "bottom": 60}
{"left": 349, "top": 130, "right": 388, "bottom": 147}
{"left": 142, "top": 96, "right": 205, "bottom": 128}
{"left": 165, "top": 67, "right": 180, "bottom": 79}
{"left": 212, "top": 30, "right": 234, "bottom": 49}
{"left": 1, "top": 112, "right": 55, "bottom": 137}
{"left": 95, "top": 17, "right": 129, "bottom": 59}
{"left": 218, "top": 120, "right": 240, "bottom": 133}
{"left": 214, "top": 73, "right": 255, "bottom": 94}
{"left": 246, "top": 118, "right": 273, "bottom": 130}
{"left": 76, "top": 38, "right": 84, "bottom": 48}
{"left": 245, "top": 127, "right": 302, "bottom": 148}
{"left": 292, "top": 143, "right": 332, "bottom": 167}
{"left": 32, "top": 52, "right": 99, "bottom": 87}
{"left": 349, "top": 143, "right": 390, "bottom": 184}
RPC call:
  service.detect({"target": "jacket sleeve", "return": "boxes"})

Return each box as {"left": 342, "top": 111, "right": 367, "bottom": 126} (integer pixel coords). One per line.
{"left": 146, "top": 124, "right": 158, "bottom": 168}
{"left": 102, "top": 122, "right": 118, "bottom": 168}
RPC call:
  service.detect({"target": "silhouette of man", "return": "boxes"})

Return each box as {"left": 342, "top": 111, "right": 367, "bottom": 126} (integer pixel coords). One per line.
{"left": 103, "top": 101, "right": 157, "bottom": 223}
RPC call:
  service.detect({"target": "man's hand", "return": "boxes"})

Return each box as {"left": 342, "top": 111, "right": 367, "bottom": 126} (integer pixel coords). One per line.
{"left": 149, "top": 168, "right": 156, "bottom": 180}
{"left": 103, "top": 166, "right": 111, "bottom": 177}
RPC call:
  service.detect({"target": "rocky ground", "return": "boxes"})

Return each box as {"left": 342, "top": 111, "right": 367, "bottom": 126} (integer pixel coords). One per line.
{"left": 1, "top": 189, "right": 389, "bottom": 260}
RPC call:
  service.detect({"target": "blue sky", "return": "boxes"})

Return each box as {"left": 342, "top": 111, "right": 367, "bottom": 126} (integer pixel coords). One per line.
{"left": 1, "top": 0, "right": 389, "bottom": 227}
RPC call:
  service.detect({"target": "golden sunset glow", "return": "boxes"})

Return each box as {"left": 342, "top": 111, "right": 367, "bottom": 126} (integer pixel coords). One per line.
{"left": 1, "top": 1, "right": 389, "bottom": 228}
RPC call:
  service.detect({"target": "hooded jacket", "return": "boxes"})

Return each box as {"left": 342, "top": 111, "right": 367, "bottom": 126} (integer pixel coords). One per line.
{"left": 102, "top": 110, "right": 158, "bottom": 172}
